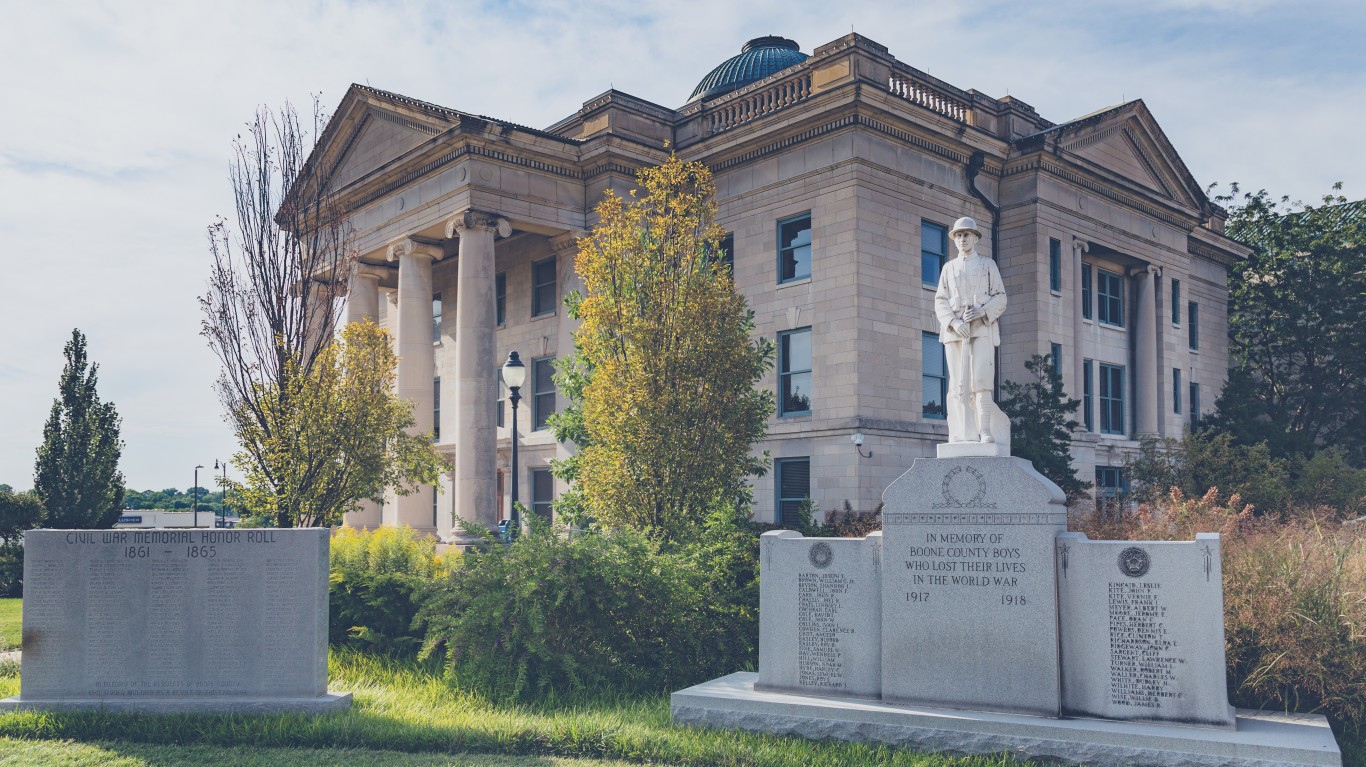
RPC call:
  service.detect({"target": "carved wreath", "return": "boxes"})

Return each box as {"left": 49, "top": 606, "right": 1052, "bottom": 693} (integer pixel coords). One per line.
{"left": 933, "top": 465, "right": 996, "bottom": 509}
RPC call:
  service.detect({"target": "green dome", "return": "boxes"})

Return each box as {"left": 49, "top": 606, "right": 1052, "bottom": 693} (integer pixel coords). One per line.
{"left": 689, "top": 37, "right": 808, "bottom": 102}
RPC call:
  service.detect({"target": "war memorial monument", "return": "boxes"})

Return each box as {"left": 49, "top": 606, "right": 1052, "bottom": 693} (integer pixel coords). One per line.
{"left": 0, "top": 528, "right": 350, "bottom": 713}
{"left": 672, "top": 218, "right": 1343, "bottom": 767}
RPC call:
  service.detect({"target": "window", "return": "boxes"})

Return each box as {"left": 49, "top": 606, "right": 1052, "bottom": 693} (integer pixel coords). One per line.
{"left": 531, "top": 468, "right": 554, "bottom": 520}
{"left": 1171, "top": 279, "right": 1181, "bottom": 325}
{"left": 1190, "top": 382, "right": 1201, "bottom": 432}
{"left": 921, "top": 220, "right": 948, "bottom": 287}
{"left": 1188, "top": 302, "right": 1199, "bottom": 350}
{"left": 779, "top": 328, "right": 812, "bottom": 416}
{"left": 495, "top": 272, "right": 506, "bottom": 326}
{"left": 432, "top": 293, "right": 443, "bottom": 343}
{"left": 1050, "top": 343, "right": 1063, "bottom": 380}
{"left": 1081, "top": 263, "right": 1093, "bottom": 320}
{"left": 1172, "top": 369, "right": 1182, "bottom": 414}
{"left": 532, "top": 257, "right": 557, "bottom": 317}
{"left": 922, "top": 332, "right": 947, "bottom": 419}
{"left": 778, "top": 214, "right": 812, "bottom": 283}
{"left": 1049, "top": 238, "right": 1062, "bottom": 292}
{"left": 718, "top": 233, "right": 734, "bottom": 276}
{"left": 1096, "top": 466, "right": 1127, "bottom": 499}
{"left": 532, "top": 356, "right": 555, "bottom": 430}
{"left": 775, "top": 458, "right": 811, "bottom": 529}
{"left": 433, "top": 378, "right": 441, "bottom": 442}
{"left": 1099, "top": 362, "right": 1125, "bottom": 435}
{"left": 496, "top": 381, "right": 505, "bottom": 429}
{"left": 1097, "top": 269, "right": 1124, "bottom": 327}
{"left": 1083, "top": 359, "right": 1094, "bottom": 432}
{"left": 433, "top": 484, "right": 438, "bottom": 528}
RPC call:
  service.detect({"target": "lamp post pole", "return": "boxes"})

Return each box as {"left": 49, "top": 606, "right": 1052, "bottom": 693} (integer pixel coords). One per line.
{"left": 501, "top": 351, "right": 526, "bottom": 538}
{"left": 214, "top": 459, "right": 228, "bottom": 528}
{"left": 193, "top": 464, "right": 204, "bottom": 527}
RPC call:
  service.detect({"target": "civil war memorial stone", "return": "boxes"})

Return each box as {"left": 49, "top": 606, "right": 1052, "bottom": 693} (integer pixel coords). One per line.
{"left": 671, "top": 217, "right": 1341, "bottom": 766}
{"left": 1, "top": 527, "right": 350, "bottom": 713}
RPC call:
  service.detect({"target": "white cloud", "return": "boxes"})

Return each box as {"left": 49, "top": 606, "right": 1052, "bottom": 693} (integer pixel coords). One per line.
{"left": 1, "top": 0, "right": 1363, "bottom": 489}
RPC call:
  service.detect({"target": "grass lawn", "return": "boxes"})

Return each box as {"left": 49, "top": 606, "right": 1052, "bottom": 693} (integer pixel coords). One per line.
{"left": 0, "top": 649, "right": 1027, "bottom": 767}
{"left": 0, "top": 600, "right": 18, "bottom": 652}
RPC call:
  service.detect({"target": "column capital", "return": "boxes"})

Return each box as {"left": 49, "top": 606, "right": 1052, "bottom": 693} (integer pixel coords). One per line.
{"left": 1131, "top": 263, "right": 1160, "bottom": 279}
{"left": 353, "top": 263, "right": 389, "bottom": 281}
{"left": 386, "top": 238, "right": 443, "bottom": 263}
{"left": 1070, "top": 237, "right": 1089, "bottom": 256}
{"left": 550, "top": 229, "right": 588, "bottom": 255}
{"left": 445, "top": 210, "right": 512, "bottom": 239}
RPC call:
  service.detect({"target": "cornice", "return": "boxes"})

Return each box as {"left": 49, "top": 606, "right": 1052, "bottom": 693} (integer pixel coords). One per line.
{"left": 1003, "top": 156, "right": 1197, "bottom": 229}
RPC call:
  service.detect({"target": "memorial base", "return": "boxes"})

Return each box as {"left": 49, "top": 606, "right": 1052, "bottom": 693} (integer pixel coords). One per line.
{"left": 0, "top": 691, "right": 353, "bottom": 715}
{"left": 671, "top": 674, "right": 1341, "bottom": 767}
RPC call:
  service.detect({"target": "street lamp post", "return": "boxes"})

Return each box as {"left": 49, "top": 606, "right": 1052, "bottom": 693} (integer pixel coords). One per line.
{"left": 193, "top": 464, "right": 204, "bottom": 527}
{"left": 214, "top": 459, "right": 228, "bottom": 528}
{"left": 501, "top": 351, "right": 526, "bottom": 538}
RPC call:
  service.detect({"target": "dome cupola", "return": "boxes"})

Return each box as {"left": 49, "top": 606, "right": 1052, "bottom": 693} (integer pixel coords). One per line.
{"left": 688, "top": 36, "right": 808, "bottom": 103}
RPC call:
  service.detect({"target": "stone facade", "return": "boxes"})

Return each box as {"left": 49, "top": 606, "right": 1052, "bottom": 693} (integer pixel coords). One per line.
{"left": 307, "top": 33, "right": 1249, "bottom": 536}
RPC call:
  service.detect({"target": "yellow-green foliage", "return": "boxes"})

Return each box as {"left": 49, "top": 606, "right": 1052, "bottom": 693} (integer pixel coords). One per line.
{"left": 1073, "top": 490, "right": 1366, "bottom": 727}
{"left": 330, "top": 527, "right": 449, "bottom": 655}
{"left": 231, "top": 321, "right": 448, "bottom": 527}
{"left": 572, "top": 154, "right": 773, "bottom": 541}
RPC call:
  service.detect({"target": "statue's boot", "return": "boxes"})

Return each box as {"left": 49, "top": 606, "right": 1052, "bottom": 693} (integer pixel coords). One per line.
{"left": 977, "top": 398, "right": 995, "bottom": 443}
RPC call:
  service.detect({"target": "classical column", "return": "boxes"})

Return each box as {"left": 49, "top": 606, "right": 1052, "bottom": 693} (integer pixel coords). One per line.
{"left": 550, "top": 231, "right": 587, "bottom": 479}
{"left": 346, "top": 264, "right": 384, "bottom": 324}
{"left": 301, "top": 278, "right": 340, "bottom": 366}
{"left": 1071, "top": 238, "right": 1088, "bottom": 421}
{"left": 1134, "top": 264, "right": 1160, "bottom": 437}
{"left": 445, "top": 211, "right": 511, "bottom": 544}
{"left": 386, "top": 238, "right": 444, "bottom": 533}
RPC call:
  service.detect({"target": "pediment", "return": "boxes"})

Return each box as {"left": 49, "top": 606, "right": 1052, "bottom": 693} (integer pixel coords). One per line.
{"left": 327, "top": 107, "right": 442, "bottom": 191}
{"left": 1030, "top": 101, "right": 1208, "bottom": 214}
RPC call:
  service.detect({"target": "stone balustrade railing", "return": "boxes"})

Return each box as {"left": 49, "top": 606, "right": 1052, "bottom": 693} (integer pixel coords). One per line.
{"left": 706, "top": 74, "right": 813, "bottom": 134}
{"left": 887, "top": 66, "right": 971, "bottom": 124}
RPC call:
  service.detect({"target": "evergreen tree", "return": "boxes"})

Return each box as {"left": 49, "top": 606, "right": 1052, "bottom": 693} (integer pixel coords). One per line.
{"left": 556, "top": 154, "right": 773, "bottom": 542}
{"left": 34, "top": 329, "right": 126, "bottom": 529}
{"left": 999, "top": 354, "right": 1090, "bottom": 503}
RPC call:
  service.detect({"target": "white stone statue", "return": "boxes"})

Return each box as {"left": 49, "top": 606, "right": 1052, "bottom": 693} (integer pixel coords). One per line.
{"left": 933, "top": 217, "right": 1010, "bottom": 451}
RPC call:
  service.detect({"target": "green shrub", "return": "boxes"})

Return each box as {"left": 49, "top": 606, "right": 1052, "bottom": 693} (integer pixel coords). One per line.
{"left": 1289, "top": 448, "right": 1366, "bottom": 520}
{"left": 1072, "top": 490, "right": 1366, "bottom": 727}
{"left": 329, "top": 526, "right": 448, "bottom": 655}
{"left": 417, "top": 509, "right": 758, "bottom": 701}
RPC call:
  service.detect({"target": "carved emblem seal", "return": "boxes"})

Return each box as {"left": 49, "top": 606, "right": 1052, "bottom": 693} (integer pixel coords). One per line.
{"left": 1118, "top": 546, "right": 1151, "bottom": 578}
{"left": 809, "top": 541, "right": 833, "bottom": 569}
{"left": 932, "top": 465, "right": 996, "bottom": 509}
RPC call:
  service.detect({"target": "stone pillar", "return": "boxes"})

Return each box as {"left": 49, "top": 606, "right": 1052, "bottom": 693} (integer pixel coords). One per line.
{"left": 342, "top": 266, "right": 388, "bottom": 530}
{"left": 386, "top": 238, "right": 444, "bottom": 534}
{"left": 346, "top": 265, "right": 384, "bottom": 324}
{"left": 550, "top": 231, "right": 587, "bottom": 490}
{"left": 1071, "top": 239, "right": 1088, "bottom": 419}
{"left": 301, "top": 278, "right": 339, "bottom": 366}
{"left": 1134, "top": 264, "right": 1160, "bottom": 437}
{"left": 445, "top": 211, "right": 511, "bottom": 544}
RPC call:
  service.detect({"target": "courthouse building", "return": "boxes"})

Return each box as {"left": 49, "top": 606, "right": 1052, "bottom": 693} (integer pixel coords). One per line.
{"left": 308, "top": 33, "right": 1249, "bottom": 539}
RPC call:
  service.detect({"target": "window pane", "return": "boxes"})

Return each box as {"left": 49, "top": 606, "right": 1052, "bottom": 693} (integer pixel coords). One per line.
{"left": 1081, "top": 264, "right": 1092, "bottom": 320}
{"left": 1083, "top": 359, "right": 1093, "bottom": 431}
{"left": 532, "top": 258, "right": 557, "bottom": 316}
{"left": 778, "top": 214, "right": 812, "bottom": 282}
{"left": 531, "top": 469, "right": 554, "bottom": 519}
{"left": 1173, "top": 369, "right": 1182, "bottom": 414}
{"left": 1049, "top": 239, "right": 1061, "bottom": 292}
{"left": 718, "top": 234, "right": 734, "bottom": 275}
{"left": 532, "top": 357, "right": 555, "bottom": 430}
{"left": 1188, "top": 302, "right": 1199, "bottom": 349}
{"left": 432, "top": 293, "right": 443, "bottom": 343}
{"left": 922, "top": 332, "right": 947, "bottom": 419}
{"left": 783, "top": 372, "right": 812, "bottom": 414}
{"left": 921, "top": 221, "right": 947, "bottom": 287}
{"left": 433, "top": 377, "right": 441, "bottom": 442}
{"left": 1171, "top": 279, "right": 1181, "bottom": 324}
{"left": 495, "top": 272, "right": 506, "bottom": 326}
{"left": 1099, "top": 363, "right": 1125, "bottom": 434}
{"left": 776, "top": 458, "right": 810, "bottom": 529}
{"left": 779, "top": 328, "right": 812, "bottom": 416}
{"left": 1051, "top": 343, "right": 1062, "bottom": 379}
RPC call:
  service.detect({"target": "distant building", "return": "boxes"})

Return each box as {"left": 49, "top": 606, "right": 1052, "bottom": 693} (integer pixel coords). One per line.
{"left": 305, "top": 33, "right": 1249, "bottom": 538}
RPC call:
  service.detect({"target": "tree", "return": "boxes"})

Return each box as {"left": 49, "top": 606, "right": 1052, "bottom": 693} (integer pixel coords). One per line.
{"left": 1208, "top": 185, "right": 1366, "bottom": 465}
{"left": 33, "top": 329, "right": 126, "bottom": 529}
{"left": 999, "top": 354, "right": 1090, "bottom": 503}
{"left": 557, "top": 154, "right": 773, "bottom": 542}
{"left": 230, "top": 320, "right": 446, "bottom": 528}
{"left": 0, "top": 488, "right": 44, "bottom": 543}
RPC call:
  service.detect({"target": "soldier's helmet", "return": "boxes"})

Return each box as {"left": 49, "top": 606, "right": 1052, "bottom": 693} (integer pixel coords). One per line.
{"left": 949, "top": 217, "right": 982, "bottom": 238}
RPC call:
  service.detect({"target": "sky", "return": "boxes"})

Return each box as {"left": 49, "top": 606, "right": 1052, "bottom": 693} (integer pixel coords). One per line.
{"left": 1, "top": 0, "right": 1363, "bottom": 492}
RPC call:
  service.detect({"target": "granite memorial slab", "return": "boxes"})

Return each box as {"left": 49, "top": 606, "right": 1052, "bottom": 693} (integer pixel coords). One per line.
{"left": 1057, "top": 531, "right": 1235, "bottom": 728}
{"left": 0, "top": 528, "right": 351, "bottom": 713}
{"left": 880, "top": 455, "right": 1067, "bottom": 716}
{"left": 756, "top": 530, "right": 881, "bottom": 699}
